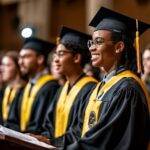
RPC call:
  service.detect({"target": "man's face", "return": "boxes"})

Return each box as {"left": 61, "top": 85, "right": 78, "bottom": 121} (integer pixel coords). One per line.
{"left": 18, "top": 49, "right": 39, "bottom": 76}
{"left": 1, "top": 56, "right": 18, "bottom": 82}
{"left": 52, "top": 44, "right": 76, "bottom": 76}
{"left": 89, "top": 30, "right": 116, "bottom": 72}
{"left": 143, "top": 49, "right": 150, "bottom": 74}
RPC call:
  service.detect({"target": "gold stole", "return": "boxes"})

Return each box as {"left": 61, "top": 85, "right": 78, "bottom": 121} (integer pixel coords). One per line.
{"left": 2, "top": 86, "right": 17, "bottom": 121}
{"left": 20, "top": 74, "right": 55, "bottom": 132}
{"left": 55, "top": 76, "right": 97, "bottom": 138}
{"left": 82, "top": 70, "right": 149, "bottom": 136}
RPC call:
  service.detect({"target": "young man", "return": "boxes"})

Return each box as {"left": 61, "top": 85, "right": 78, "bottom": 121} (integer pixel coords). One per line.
{"left": 12, "top": 37, "right": 60, "bottom": 133}
{"left": 41, "top": 26, "right": 98, "bottom": 148}
{"left": 67, "top": 7, "right": 150, "bottom": 150}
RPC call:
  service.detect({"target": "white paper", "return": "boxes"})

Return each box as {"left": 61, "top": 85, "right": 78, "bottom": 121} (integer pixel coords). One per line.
{"left": 0, "top": 125, "right": 55, "bottom": 149}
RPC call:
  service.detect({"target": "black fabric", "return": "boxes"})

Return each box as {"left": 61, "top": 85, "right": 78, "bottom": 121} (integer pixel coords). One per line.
{"left": 22, "top": 37, "right": 56, "bottom": 57}
{"left": 41, "top": 76, "right": 97, "bottom": 148}
{"left": 66, "top": 73, "right": 149, "bottom": 150}
{"left": 3, "top": 87, "right": 24, "bottom": 130}
{"left": 5, "top": 80, "right": 59, "bottom": 133}
{"left": 59, "top": 26, "right": 91, "bottom": 53}
{"left": 0, "top": 87, "right": 5, "bottom": 125}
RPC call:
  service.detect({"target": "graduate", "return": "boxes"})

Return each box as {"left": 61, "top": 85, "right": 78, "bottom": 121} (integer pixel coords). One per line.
{"left": 9, "top": 37, "right": 60, "bottom": 133}
{"left": 0, "top": 51, "right": 25, "bottom": 129}
{"left": 41, "top": 26, "right": 98, "bottom": 148}
{"left": 67, "top": 7, "right": 150, "bottom": 150}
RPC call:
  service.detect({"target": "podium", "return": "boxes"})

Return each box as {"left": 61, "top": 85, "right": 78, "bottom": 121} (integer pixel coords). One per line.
{"left": 0, "top": 125, "right": 56, "bottom": 150}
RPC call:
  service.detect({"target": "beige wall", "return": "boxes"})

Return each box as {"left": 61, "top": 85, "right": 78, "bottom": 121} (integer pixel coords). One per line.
{"left": 0, "top": 0, "right": 149, "bottom": 50}
{"left": 18, "top": 0, "right": 51, "bottom": 40}
{"left": 49, "top": 0, "right": 86, "bottom": 42}
{"left": 85, "top": 0, "right": 113, "bottom": 33}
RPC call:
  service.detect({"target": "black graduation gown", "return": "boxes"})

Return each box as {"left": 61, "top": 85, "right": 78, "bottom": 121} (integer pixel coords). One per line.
{"left": 6, "top": 80, "right": 60, "bottom": 133}
{"left": 42, "top": 76, "right": 97, "bottom": 148}
{"left": 0, "top": 87, "right": 5, "bottom": 125}
{"left": 3, "top": 87, "right": 24, "bottom": 129}
{"left": 66, "top": 77, "right": 150, "bottom": 150}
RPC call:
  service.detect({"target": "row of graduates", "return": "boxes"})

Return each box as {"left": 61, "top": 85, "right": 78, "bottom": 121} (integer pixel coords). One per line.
{"left": 0, "top": 7, "right": 150, "bottom": 150}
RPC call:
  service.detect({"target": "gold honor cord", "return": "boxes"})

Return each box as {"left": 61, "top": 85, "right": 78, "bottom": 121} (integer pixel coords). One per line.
{"left": 82, "top": 70, "right": 149, "bottom": 136}
{"left": 20, "top": 75, "right": 55, "bottom": 132}
{"left": 55, "top": 77, "right": 98, "bottom": 138}
{"left": 2, "top": 86, "right": 17, "bottom": 121}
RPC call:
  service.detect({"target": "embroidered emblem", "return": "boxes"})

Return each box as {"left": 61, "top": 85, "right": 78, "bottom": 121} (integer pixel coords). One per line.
{"left": 88, "top": 111, "right": 96, "bottom": 128}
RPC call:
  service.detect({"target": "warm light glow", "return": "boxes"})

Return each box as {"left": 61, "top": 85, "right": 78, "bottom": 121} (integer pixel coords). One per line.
{"left": 21, "top": 27, "right": 33, "bottom": 38}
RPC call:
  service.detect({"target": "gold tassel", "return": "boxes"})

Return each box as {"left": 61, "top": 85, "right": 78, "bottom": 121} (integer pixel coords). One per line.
{"left": 135, "top": 19, "right": 142, "bottom": 74}
{"left": 56, "top": 37, "right": 60, "bottom": 45}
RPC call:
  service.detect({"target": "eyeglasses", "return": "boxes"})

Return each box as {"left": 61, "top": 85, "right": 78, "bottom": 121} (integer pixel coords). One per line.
{"left": 87, "top": 37, "right": 114, "bottom": 48}
{"left": 53, "top": 50, "right": 75, "bottom": 58}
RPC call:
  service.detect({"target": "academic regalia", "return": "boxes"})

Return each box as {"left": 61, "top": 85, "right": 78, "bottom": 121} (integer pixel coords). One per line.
{"left": 3, "top": 86, "right": 24, "bottom": 130}
{"left": 0, "top": 85, "right": 24, "bottom": 128}
{"left": 67, "top": 68, "right": 149, "bottom": 150}
{"left": 42, "top": 26, "right": 98, "bottom": 148}
{"left": 0, "top": 87, "right": 5, "bottom": 125}
{"left": 6, "top": 38, "right": 59, "bottom": 133}
{"left": 21, "top": 75, "right": 59, "bottom": 133}
{"left": 66, "top": 7, "right": 150, "bottom": 150}
{"left": 5, "top": 75, "right": 59, "bottom": 133}
{"left": 42, "top": 74, "right": 97, "bottom": 148}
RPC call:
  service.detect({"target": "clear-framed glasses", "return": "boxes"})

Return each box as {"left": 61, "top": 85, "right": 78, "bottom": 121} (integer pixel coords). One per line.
{"left": 87, "top": 37, "right": 114, "bottom": 48}
{"left": 53, "top": 50, "right": 75, "bottom": 58}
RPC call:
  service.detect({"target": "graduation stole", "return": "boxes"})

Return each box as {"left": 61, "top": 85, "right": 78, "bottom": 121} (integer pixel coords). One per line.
{"left": 82, "top": 70, "right": 149, "bottom": 136}
{"left": 20, "top": 74, "right": 55, "bottom": 132}
{"left": 55, "top": 76, "right": 97, "bottom": 138}
{"left": 2, "top": 86, "right": 17, "bottom": 121}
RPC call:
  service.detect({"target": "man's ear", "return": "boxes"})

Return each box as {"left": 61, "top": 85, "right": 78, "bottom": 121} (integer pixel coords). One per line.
{"left": 114, "top": 41, "right": 125, "bottom": 54}
{"left": 37, "top": 55, "right": 45, "bottom": 65}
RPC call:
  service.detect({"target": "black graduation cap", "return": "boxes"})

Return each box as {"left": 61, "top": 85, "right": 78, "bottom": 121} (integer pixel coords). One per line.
{"left": 22, "top": 37, "right": 56, "bottom": 56}
{"left": 89, "top": 7, "right": 150, "bottom": 40}
{"left": 57, "top": 26, "right": 91, "bottom": 53}
{"left": 89, "top": 7, "right": 150, "bottom": 73}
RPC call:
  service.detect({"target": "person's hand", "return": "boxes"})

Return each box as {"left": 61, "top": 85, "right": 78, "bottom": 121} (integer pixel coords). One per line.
{"left": 27, "top": 133, "right": 51, "bottom": 144}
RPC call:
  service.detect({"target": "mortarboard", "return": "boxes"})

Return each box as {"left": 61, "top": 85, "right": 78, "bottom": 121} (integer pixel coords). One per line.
{"left": 89, "top": 7, "right": 150, "bottom": 73}
{"left": 89, "top": 7, "right": 150, "bottom": 40}
{"left": 22, "top": 37, "right": 56, "bottom": 57}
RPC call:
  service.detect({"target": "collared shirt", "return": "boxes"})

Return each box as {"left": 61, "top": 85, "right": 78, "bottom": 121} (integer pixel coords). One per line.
{"left": 29, "top": 69, "right": 49, "bottom": 84}
{"left": 102, "top": 65, "right": 126, "bottom": 83}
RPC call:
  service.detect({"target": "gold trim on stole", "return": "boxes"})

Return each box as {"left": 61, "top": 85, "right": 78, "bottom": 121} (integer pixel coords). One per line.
{"left": 82, "top": 70, "right": 149, "bottom": 136}
{"left": 2, "top": 86, "right": 17, "bottom": 121}
{"left": 20, "top": 74, "right": 55, "bottom": 132}
{"left": 55, "top": 76, "right": 97, "bottom": 138}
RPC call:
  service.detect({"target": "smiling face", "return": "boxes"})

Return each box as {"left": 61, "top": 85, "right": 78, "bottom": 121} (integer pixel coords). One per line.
{"left": 89, "top": 30, "right": 117, "bottom": 72}
{"left": 52, "top": 44, "right": 77, "bottom": 76}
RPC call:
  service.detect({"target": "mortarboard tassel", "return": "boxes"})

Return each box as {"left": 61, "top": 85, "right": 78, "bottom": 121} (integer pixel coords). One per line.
{"left": 135, "top": 19, "right": 142, "bottom": 74}
{"left": 56, "top": 37, "right": 60, "bottom": 45}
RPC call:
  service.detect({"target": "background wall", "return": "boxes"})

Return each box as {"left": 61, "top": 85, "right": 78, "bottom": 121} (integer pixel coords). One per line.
{"left": 0, "top": 0, "right": 149, "bottom": 51}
